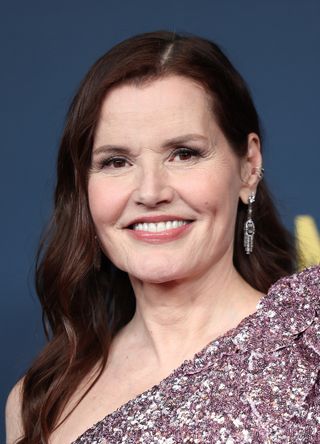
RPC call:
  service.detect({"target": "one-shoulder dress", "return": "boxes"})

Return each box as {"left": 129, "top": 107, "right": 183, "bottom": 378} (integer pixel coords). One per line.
{"left": 72, "top": 266, "right": 320, "bottom": 443}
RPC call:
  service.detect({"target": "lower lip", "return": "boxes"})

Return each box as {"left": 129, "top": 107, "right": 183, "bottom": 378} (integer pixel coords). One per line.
{"left": 127, "top": 222, "right": 193, "bottom": 243}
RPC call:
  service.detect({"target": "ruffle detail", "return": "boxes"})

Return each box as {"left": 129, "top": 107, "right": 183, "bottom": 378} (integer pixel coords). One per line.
{"left": 249, "top": 265, "right": 320, "bottom": 351}
{"left": 241, "top": 266, "right": 320, "bottom": 442}
{"left": 72, "top": 266, "right": 320, "bottom": 444}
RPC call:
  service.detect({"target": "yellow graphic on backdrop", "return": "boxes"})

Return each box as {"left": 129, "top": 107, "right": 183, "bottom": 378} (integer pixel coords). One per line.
{"left": 295, "top": 215, "right": 320, "bottom": 269}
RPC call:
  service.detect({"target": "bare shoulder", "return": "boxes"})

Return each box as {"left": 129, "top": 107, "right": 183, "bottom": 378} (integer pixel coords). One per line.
{"left": 5, "top": 377, "right": 24, "bottom": 444}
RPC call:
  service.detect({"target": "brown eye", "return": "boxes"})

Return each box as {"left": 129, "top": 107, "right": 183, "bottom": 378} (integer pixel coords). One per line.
{"left": 170, "top": 147, "right": 201, "bottom": 162}
{"left": 178, "top": 151, "right": 193, "bottom": 160}
{"left": 101, "top": 157, "right": 130, "bottom": 169}
{"left": 111, "top": 159, "right": 127, "bottom": 168}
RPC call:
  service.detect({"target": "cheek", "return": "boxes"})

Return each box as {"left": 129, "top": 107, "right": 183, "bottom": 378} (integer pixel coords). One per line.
{"left": 88, "top": 176, "right": 127, "bottom": 226}
{"left": 180, "top": 168, "right": 240, "bottom": 214}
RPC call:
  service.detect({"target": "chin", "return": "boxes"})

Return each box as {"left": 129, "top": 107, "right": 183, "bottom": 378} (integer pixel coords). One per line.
{"left": 127, "top": 262, "right": 186, "bottom": 284}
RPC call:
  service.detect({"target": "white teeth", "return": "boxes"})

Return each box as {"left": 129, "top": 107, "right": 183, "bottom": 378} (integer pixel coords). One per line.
{"left": 157, "top": 222, "right": 166, "bottom": 232}
{"left": 132, "top": 220, "right": 189, "bottom": 232}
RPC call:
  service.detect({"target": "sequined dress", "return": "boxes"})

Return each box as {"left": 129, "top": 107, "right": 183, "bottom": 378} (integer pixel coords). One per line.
{"left": 72, "top": 266, "right": 320, "bottom": 443}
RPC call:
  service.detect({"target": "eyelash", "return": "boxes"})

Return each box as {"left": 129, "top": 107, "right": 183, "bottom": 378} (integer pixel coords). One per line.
{"left": 169, "top": 147, "right": 203, "bottom": 162}
{"left": 98, "top": 147, "right": 203, "bottom": 169}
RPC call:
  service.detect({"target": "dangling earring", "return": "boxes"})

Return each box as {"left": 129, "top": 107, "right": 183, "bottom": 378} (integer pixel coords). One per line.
{"left": 244, "top": 192, "right": 255, "bottom": 255}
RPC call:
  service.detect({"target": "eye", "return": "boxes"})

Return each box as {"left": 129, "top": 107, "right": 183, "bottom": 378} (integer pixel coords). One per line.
{"left": 100, "top": 157, "right": 131, "bottom": 169}
{"left": 169, "top": 147, "right": 202, "bottom": 162}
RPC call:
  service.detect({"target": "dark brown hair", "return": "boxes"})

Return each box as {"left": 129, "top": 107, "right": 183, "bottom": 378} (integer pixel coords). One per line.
{"left": 19, "top": 30, "right": 295, "bottom": 443}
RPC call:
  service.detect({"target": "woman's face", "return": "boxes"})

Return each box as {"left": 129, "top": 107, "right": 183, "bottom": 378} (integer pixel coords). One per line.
{"left": 88, "top": 75, "right": 252, "bottom": 283}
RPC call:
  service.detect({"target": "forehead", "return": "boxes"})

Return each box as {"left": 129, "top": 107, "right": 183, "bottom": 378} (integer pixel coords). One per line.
{"left": 94, "top": 75, "right": 215, "bottom": 146}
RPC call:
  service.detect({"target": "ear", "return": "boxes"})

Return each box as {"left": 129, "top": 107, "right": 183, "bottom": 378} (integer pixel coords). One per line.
{"left": 239, "top": 133, "right": 263, "bottom": 204}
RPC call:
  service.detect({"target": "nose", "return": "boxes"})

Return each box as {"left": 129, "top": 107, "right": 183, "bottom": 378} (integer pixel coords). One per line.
{"left": 133, "top": 164, "right": 174, "bottom": 208}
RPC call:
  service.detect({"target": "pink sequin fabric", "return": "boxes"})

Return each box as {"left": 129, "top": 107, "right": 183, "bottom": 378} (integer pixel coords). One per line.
{"left": 72, "top": 266, "right": 320, "bottom": 443}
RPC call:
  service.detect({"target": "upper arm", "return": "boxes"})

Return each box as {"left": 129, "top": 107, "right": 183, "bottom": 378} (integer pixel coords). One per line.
{"left": 5, "top": 378, "right": 24, "bottom": 444}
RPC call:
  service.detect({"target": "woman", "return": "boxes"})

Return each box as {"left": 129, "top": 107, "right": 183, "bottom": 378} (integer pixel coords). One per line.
{"left": 6, "top": 30, "right": 320, "bottom": 443}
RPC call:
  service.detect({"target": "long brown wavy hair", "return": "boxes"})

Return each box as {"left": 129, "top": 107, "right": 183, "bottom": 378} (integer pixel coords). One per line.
{"left": 19, "top": 30, "right": 296, "bottom": 443}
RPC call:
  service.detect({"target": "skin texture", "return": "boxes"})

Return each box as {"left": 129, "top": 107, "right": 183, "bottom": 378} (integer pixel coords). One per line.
{"left": 90, "top": 75, "right": 259, "bottom": 283}
{"left": 88, "top": 75, "right": 263, "bottom": 367}
{"left": 6, "top": 75, "right": 263, "bottom": 444}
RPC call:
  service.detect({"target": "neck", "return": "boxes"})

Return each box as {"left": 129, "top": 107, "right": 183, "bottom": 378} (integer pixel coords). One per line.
{"left": 121, "top": 256, "right": 262, "bottom": 370}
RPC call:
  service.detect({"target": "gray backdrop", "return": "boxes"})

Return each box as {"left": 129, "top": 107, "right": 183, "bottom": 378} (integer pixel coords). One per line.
{"left": 1, "top": 0, "right": 319, "bottom": 441}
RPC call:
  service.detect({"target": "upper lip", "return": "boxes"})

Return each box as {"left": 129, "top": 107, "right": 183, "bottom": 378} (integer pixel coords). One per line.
{"left": 125, "top": 215, "right": 193, "bottom": 228}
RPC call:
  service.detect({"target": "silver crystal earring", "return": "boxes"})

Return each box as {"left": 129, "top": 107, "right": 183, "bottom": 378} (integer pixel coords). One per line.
{"left": 244, "top": 192, "right": 256, "bottom": 255}
{"left": 252, "top": 166, "right": 264, "bottom": 180}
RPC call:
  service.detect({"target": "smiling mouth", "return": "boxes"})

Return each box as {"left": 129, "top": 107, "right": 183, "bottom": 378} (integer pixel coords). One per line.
{"left": 128, "top": 220, "right": 193, "bottom": 233}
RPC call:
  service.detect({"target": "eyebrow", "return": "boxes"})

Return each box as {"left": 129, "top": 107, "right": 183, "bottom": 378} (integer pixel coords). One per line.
{"left": 92, "top": 133, "right": 209, "bottom": 156}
